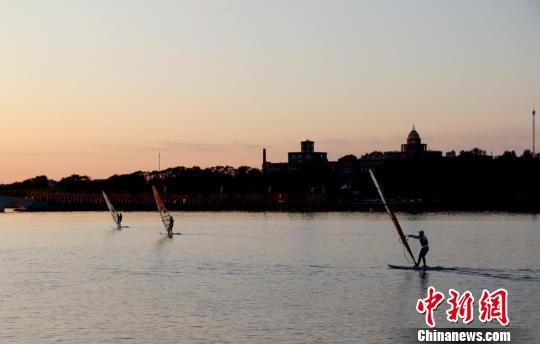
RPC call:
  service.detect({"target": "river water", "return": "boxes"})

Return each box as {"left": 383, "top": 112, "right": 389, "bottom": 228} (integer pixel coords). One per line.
{"left": 0, "top": 212, "right": 538, "bottom": 343}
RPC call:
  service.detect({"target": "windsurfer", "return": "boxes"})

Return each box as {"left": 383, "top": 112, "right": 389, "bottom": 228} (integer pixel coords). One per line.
{"left": 167, "top": 216, "right": 174, "bottom": 236}
{"left": 408, "top": 230, "right": 429, "bottom": 269}
{"left": 117, "top": 213, "right": 122, "bottom": 228}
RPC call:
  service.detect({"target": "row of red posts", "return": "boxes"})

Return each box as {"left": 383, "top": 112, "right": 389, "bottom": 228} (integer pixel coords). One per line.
{"left": 27, "top": 192, "right": 316, "bottom": 205}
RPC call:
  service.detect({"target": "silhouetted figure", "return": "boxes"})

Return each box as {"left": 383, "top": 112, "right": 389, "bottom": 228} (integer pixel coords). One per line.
{"left": 167, "top": 217, "right": 174, "bottom": 237}
{"left": 408, "top": 230, "right": 429, "bottom": 269}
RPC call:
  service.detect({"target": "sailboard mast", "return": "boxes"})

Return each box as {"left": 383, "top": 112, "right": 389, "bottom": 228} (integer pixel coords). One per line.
{"left": 102, "top": 191, "right": 121, "bottom": 227}
{"left": 152, "top": 185, "right": 173, "bottom": 233}
{"left": 369, "top": 169, "right": 417, "bottom": 265}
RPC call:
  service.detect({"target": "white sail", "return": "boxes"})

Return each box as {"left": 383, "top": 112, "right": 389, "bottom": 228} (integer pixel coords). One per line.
{"left": 102, "top": 191, "right": 121, "bottom": 226}
{"left": 152, "top": 186, "right": 173, "bottom": 232}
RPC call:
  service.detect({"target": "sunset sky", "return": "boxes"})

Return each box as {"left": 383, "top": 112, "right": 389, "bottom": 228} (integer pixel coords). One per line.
{"left": 1, "top": 0, "right": 539, "bottom": 183}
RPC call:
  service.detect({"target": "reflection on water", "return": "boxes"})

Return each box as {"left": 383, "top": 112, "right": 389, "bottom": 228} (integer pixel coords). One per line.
{"left": 0, "top": 212, "right": 538, "bottom": 343}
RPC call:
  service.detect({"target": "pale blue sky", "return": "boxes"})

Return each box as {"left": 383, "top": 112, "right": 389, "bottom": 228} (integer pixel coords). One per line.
{"left": 0, "top": 0, "right": 539, "bottom": 182}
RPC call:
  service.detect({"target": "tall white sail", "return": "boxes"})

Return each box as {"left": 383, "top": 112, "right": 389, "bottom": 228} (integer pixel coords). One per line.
{"left": 102, "top": 191, "right": 121, "bottom": 227}
{"left": 152, "top": 186, "right": 173, "bottom": 232}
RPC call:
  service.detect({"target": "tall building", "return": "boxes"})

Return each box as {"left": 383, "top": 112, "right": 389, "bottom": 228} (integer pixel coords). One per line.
{"left": 262, "top": 148, "right": 267, "bottom": 174}
{"left": 288, "top": 140, "right": 328, "bottom": 167}
{"left": 385, "top": 126, "right": 442, "bottom": 159}
{"left": 263, "top": 128, "right": 442, "bottom": 176}
{"left": 401, "top": 125, "right": 426, "bottom": 153}
{"left": 533, "top": 108, "right": 536, "bottom": 157}
{"left": 263, "top": 140, "right": 329, "bottom": 174}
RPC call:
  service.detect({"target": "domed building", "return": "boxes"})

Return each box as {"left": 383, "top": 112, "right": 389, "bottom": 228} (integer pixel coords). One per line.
{"left": 385, "top": 126, "right": 442, "bottom": 159}
{"left": 402, "top": 125, "right": 426, "bottom": 153}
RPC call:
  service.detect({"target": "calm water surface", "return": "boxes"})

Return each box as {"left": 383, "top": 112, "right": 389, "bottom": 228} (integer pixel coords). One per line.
{"left": 0, "top": 212, "right": 538, "bottom": 343}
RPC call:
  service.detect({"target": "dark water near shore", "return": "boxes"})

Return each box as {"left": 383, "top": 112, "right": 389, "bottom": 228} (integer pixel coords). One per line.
{"left": 0, "top": 212, "right": 538, "bottom": 343}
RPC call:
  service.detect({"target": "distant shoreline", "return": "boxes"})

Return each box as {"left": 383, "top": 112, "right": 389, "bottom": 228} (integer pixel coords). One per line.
{"left": 6, "top": 201, "right": 539, "bottom": 214}
{"left": 2, "top": 156, "right": 539, "bottom": 214}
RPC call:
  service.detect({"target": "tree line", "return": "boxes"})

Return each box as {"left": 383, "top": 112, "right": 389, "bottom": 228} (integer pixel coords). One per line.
{"left": 1, "top": 148, "right": 538, "bottom": 211}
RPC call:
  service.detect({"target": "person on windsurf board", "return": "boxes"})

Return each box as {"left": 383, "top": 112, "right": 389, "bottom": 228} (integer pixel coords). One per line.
{"left": 102, "top": 191, "right": 123, "bottom": 229}
{"left": 167, "top": 216, "right": 174, "bottom": 237}
{"left": 152, "top": 185, "right": 177, "bottom": 237}
{"left": 117, "top": 213, "right": 123, "bottom": 229}
{"left": 407, "top": 230, "right": 429, "bottom": 269}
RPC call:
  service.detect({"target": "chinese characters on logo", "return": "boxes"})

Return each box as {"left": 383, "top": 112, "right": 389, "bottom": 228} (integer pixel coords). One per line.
{"left": 446, "top": 289, "right": 474, "bottom": 324}
{"left": 479, "top": 289, "right": 509, "bottom": 326}
{"left": 416, "top": 287, "right": 445, "bottom": 327}
{"left": 416, "top": 287, "right": 509, "bottom": 327}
